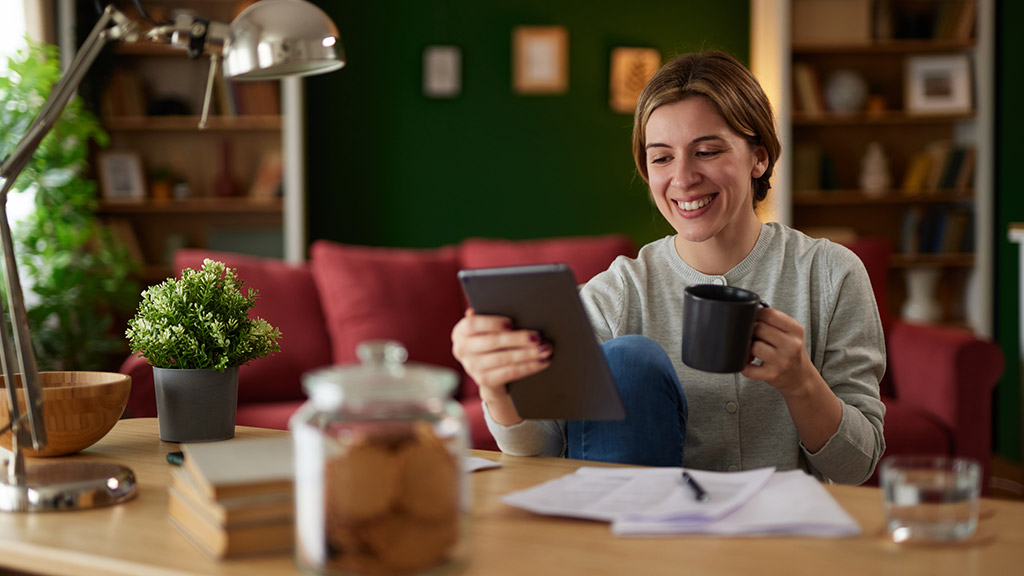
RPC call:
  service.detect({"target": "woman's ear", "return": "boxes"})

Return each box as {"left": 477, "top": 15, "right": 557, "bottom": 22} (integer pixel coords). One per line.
{"left": 751, "top": 145, "right": 769, "bottom": 179}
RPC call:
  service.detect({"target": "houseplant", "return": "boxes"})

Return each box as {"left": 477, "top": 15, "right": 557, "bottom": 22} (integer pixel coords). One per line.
{"left": 0, "top": 40, "right": 139, "bottom": 371}
{"left": 126, "top": 258, "right": 281, "bottom": 442}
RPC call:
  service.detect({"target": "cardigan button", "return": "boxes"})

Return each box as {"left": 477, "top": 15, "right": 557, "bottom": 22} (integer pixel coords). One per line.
{"left": 725, "top": 402, "right": 738, "bottom": 413}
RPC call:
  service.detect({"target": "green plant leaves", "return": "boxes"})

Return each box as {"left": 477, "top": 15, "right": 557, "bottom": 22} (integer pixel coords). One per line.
{"left": 126, "top": 259, "right": 282, "bottom": 370}
{"left": 1, "top": 40, "right": 136, "bottom": 371}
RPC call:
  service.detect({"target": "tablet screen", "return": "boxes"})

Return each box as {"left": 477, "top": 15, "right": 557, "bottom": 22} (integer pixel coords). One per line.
{"left": 458, "top": 264, "right": 625, "bottom": 421}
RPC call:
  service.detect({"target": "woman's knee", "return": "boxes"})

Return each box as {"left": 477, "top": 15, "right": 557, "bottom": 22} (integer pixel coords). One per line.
{"left": 602, "top": 335, "right": 675, "bottom": 379}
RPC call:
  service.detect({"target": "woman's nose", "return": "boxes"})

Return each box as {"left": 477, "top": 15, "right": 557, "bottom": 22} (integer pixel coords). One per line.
{"left": 671, "top": 159, "right": 700, "bottom": 189}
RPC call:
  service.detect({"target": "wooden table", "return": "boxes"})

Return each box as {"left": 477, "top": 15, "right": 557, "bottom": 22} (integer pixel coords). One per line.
{"left": 1, "top": 418, "right": 1022, "bottom": 576}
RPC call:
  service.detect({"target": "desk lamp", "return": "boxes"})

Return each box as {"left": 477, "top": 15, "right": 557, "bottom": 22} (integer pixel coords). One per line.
{"left": 0, "top": 0, "right": 343, "bottom": 512}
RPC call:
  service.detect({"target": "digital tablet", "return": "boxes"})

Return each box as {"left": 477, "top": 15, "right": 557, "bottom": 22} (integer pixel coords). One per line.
{"left": 457, "top": 264, "right": 625, "bottom": 421}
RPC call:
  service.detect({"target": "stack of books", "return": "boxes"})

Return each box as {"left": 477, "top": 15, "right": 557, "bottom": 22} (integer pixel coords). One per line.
{"left": 167, "top": 436, "right": 295, "bottom": 559}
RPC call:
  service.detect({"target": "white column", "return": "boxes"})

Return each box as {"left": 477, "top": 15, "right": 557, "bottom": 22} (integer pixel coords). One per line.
{"left": 282, "top": 77, "right": 306, "bottom": 264}
{"left": 750, "top": 0, "right": 791, "bottom": 226}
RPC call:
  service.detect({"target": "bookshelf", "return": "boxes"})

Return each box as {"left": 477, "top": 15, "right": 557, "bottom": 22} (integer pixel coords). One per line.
{"left": 79, "top": 0, "right": 290, "bottom": 284}
{"left": 783, "top": 0, "right": 992, "bottom": 331}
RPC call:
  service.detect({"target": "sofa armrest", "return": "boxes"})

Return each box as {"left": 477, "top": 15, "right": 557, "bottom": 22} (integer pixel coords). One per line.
{"left": 120, "top": 354, "right": 157, "bottom": 418}
{"left": 887, "top": 320, "right": 1004, "bottom": 465}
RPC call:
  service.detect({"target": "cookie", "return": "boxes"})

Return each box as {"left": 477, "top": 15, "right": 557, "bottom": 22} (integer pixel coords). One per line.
{"left": 325, "top": 441, "right": 400, "bottom": 521}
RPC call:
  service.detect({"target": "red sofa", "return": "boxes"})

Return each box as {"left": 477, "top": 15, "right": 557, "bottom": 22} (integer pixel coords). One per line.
{"left": 120, "top": 235, "right": 638, "bottom": 451}
{"left": 120, "top": 235, "right": 1004, "bottom": 487}
{"left": 844, "top": 238, "right": 1004, "bottom": 488}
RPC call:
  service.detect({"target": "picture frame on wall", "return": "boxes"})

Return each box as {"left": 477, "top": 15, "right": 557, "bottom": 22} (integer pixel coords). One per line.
{"left": 904, "top": 54, "right": 972, "bottom": 115}
{"left": 98, "top": 151, "right": 147, "bottom": 201}
{"left": 513, "top": 26, "right": 568, "bottom": 94}
{"left": 609, "top": 47, "right": 661, "bottom": 113}
{"left": 423, "top": 45, "right": 462, "bottom": 98}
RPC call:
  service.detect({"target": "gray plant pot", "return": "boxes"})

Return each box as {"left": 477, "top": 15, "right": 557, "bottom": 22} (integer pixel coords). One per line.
{"left": 152, "top": 366, "right": 239, "bottom": 443}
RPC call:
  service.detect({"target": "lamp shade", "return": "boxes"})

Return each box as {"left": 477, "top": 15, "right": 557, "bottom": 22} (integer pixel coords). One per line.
{"left": 223, "top": 0, "right": 345, "bottom": 80}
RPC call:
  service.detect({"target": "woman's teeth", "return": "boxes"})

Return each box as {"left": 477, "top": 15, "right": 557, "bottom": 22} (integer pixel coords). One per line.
{"left": 676, "top": 197, "right": 712, "bottom": 211}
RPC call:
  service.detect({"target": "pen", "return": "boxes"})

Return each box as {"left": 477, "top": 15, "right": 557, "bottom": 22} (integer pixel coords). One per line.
{"left": 682, "top": 470, "right": 709, "bottom": 502}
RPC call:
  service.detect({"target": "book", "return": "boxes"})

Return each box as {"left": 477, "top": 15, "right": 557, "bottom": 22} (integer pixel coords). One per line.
{"left": 180, "top": 436, "right": 294, "bottom": 501}
{"left": 249, "top": 149, "right": 284, "bottom": 200}
{"left": 793, "top": 63, "right": 825, "bottom": 116}
{"left": 167, "top": 484, "right": 293, "bottom": 559}
{"left": 170, "top": 467, "right": 293, "bottom": 526}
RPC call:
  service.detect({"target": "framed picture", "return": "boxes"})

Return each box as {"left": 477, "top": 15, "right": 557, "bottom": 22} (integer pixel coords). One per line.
{"left": 513, "top": 26, "right": 568, "bottom": 94}
{"left": 98, "top": 151, "right": 146, "bottom": 201}
{"left": 423, "top": 45, "right": 462, "bottom": 98}
{"left": 609, "top": 47, "right": 661, "bottom": 113}
{"left": 904, "top": 54, "right": 972, "bottom": 115}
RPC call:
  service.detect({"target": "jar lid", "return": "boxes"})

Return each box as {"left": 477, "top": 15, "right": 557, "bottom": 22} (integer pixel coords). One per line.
{"left": 302, "top": 340, "right": 458, "bottom": 407}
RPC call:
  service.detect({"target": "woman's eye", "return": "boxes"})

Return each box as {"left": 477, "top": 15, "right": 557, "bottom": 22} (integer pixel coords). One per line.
{"left": 649, "top": 155, "right": 671, "bottom": 165}
{"left": 695, "top": 149, "right": 722, "bottom": 159}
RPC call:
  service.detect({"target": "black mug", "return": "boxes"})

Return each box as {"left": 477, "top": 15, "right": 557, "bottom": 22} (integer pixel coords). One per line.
{"left": 681, "top": 284, "right": 769, "bottom": 373}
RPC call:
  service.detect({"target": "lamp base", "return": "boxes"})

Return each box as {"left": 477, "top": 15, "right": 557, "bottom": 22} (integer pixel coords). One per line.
{"left": 0, "top": 461, "right": 137, "bottom": 512}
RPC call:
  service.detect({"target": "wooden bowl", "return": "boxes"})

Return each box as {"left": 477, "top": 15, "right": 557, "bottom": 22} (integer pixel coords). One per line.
{"left": 0, "top": 371, "right": 131, "bottom": 457}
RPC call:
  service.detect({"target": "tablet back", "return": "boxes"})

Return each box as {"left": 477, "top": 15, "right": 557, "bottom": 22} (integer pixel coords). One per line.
{"left": 458, "top": 264, "right": 625, "bottom": 421}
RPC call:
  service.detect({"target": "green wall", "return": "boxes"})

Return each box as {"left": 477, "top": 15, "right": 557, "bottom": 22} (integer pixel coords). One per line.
{"left": 305, "top": 0, "right": 749, "bottom": 249}
{"left": 995, "top": 0, "right": 1023, "bottom": 462}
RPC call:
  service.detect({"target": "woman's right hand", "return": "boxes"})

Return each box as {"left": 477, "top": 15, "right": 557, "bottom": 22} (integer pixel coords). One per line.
{"left": 450, "top": 308, "right": 553, "bottom": 425}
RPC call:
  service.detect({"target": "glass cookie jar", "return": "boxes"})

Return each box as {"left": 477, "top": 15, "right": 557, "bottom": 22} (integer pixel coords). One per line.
{"left": 290, "top": 341, "right": 469, "bottom": 576}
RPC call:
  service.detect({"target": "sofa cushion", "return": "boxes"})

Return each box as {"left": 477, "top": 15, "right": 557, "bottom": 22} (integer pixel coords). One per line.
{"left": 174, "top": 249, "right": 332, "bottom": 405}
{"left": 459, "top": 234, "right": 637, "bottom": 285}
{"left": 309, "top": 240, "right": 464, "bottom": 375}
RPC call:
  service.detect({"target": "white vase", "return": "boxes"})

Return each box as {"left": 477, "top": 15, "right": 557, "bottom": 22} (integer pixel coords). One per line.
{"left": 901, "top": 268, "right": 942, "bottom": 324}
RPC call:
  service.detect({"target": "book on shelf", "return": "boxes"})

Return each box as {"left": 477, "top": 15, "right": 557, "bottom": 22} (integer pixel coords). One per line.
{"left": 902, "top": 141, "right": 975, "bottom": 196}
{"left": 901, "top": 205, "right": 974, "bottom": 255}
{"left": 234, "top": 81, "right": 281, "bottom": 115}
{"left": 249, "top": 149, "right": 284, "bottom": 200}
{"left": 792, "top": 62, "right": 825, "bottom": 117}
{"left": 101, "top": 68, "right": 146, "bottom": 118}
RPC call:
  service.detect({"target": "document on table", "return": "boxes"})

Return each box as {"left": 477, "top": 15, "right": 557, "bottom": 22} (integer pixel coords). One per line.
{"left": 501, "top": 466, "right": 860, "bottom": 537}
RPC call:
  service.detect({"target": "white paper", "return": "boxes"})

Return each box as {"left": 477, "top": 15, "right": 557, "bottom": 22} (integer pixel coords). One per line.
{"left": 501, "top": 466, "right": 774, "bottom": 523}
{"left": 502, "top": 466, "right": 860, "bottom": 537}
{"left": 465, "top": 456, "right": 502, "bottom": 473}
{"left": 613, "top": 470, "right": 860, "bottom": 537}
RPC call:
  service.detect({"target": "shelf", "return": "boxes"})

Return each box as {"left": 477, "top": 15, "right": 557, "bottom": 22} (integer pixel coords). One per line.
{"left": 98, "top": 198, "right": 283, "bottom": 215}
{"left": 794, "top": 190, "right": 974, "bottom": 206}
{"left": 104, "top": 116, "right": 282, "bottom": 132}
{"left": 890, "top": 253, "right": 975, "bottom": 268}
{"left": 792, "top": 39, "right": 975, "bottom": 55}
{"left": 793, "top": 111, "right": 975, "bottom": 126}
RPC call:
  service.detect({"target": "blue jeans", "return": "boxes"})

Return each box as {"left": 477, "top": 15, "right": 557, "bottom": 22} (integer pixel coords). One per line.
{"left": 567, "top": 335, "right": 687, "bottom": 466}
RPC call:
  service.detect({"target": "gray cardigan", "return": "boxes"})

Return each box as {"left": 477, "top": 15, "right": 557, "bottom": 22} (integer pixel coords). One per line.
{"left": 483, "top": 223, "right": 886, "bottom": 485}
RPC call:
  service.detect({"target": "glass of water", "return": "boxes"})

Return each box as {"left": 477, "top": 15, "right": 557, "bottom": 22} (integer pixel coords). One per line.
{"left": 880, "top": 455, "right": 981, "bottom": 543}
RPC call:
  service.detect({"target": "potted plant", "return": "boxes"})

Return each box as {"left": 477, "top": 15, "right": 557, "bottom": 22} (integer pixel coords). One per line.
{"left": 126, "top": 259, "right": 281, "bottom": 442}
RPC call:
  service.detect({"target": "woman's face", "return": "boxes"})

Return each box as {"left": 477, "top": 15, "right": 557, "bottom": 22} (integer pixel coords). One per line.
{"left": 644, "top": 97, "right": 768, "bottom": 246}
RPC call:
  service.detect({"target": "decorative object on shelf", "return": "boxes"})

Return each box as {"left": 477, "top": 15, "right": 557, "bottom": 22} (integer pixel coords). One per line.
{"left": 609, "top": 47, "right": 661, "bottom": 113}
{"left": 901, "top": 267, "right": 943, "bottom": 324}
{"left": 126, "top": 259, "right": 281, "bottom": 442}
{"left": 513, "top": 26, "right": 568, "bottom": 94}
{"left": 859, "top": 142, "right": 891, "bottom": 198}
{"left": 904, "top": 54, "right": 972, "bottom": 115}
{"left": 0, "top": 0, "right": 341, "bottom": 512}
{"left": 824, "top": 69, "right": 869, "bottom": 114}
{"left": 98, "top": 150, "right": 147, "bottom": 201}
